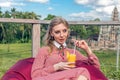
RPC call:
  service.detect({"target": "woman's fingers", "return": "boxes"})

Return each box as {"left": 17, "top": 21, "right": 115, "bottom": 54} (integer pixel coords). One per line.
{"left": 75, "top": 40, "right": 84, "bottom": 48}
{"left": 66, "top": 62, "right": 75, "bottom": 64}
{"left": 71, "top": 39, "right": 88, "bottom": 48}
{"left": 54, "top": 62, "right": 76, "bottom": 70}
{"left": 64, "top": 62, "right": 76, "bottom": 68}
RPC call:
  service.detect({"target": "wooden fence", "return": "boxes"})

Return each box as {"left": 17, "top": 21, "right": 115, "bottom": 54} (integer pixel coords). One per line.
{"left": 0, "top": 18, "right": 120, "bottom": 57}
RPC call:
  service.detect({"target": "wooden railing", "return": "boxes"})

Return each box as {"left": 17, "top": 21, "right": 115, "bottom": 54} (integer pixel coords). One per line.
{"left": 0, "top": 18, "right": 120, "bottom": 57}
{"left": 0, "top": 18, "right": 41, "bottom": 57}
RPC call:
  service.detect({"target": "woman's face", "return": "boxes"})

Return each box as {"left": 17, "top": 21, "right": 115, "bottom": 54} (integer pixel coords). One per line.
{"left": 51, "top": 23, "right": 69, "bottom": 44}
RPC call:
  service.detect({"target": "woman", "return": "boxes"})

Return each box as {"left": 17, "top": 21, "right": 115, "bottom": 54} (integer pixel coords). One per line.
{"left": 31, "top": 17, "right": 100, "bottom": 80}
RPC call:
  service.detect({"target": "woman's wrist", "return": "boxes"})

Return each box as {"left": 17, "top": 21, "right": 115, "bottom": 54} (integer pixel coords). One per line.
{"left": 53, "top": 64, "right": 59, "bottom": 71}
{"left": 85, "top": 47, "right": 93, "bottom": 56}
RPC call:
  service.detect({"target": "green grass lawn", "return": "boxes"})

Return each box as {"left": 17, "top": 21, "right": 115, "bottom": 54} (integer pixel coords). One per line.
{"left": 94, "top": 50, "right": 120, "bottom": 79}
{"left": 0, "top": 43, "right": 31, "bottom": 78}
{"left": 0, "top": 43, "right": 120, "bottom": 79}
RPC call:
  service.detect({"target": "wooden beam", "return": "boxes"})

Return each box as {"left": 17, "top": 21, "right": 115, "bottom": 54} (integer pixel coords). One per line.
{"left": 1, "top": 18, "right": 120, "bottom": 25}
{"left": 32, "top": 24, "right": 40, "bottom": 57}
{"left": 0, "top": 18, "right": 40, "bottom": 24}
{"left": 68, "top": 21, "right": 120, "bottom": 25}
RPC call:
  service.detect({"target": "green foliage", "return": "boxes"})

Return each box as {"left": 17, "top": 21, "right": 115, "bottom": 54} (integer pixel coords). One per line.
{"left": 70, "top": 25, "right": 100, "bottom": 39}
{"left": 0, "top": 8, "right": 40, "bottom": 44}
{"left": 109, "top": 71, "right": 120, "bottom": 79}
{"left": 94, "top": 18, "right": 101, "bottom": 21}
{"left": 44, "top": 14, "right": 56, "bottom": 20}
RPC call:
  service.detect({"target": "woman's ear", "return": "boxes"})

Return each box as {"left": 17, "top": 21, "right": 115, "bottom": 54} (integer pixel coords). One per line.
{"left": 67, "top": 29, "right": 70, "bottom": 38}
{"left": 50, "top": 32, "right": 54, "bottom": 40}
{"left": 50, "top": 31, "right": 53, "bottom": 37}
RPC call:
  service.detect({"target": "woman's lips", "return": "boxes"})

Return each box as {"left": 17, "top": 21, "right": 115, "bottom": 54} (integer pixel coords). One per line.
{"left": 59, "top": 39, "right": 65, "bottom": 42}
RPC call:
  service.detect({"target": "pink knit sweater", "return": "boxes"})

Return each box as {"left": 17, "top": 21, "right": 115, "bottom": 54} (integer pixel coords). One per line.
{"left": 31, "top": 47, "right": 100, "bottom": 80}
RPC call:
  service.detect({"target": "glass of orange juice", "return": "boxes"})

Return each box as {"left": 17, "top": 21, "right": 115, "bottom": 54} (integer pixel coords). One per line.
{"left": 67, "top": 51, "right": 76, "bottom": 67}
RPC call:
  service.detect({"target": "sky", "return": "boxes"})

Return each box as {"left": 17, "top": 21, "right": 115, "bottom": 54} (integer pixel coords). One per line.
{"left": 0, "top": 0, "right": 120, "bottom": 21}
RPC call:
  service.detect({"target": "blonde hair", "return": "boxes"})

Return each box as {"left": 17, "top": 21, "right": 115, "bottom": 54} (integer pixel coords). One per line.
{"left": 44, "top": 17, "right": 69, "bottom": 52}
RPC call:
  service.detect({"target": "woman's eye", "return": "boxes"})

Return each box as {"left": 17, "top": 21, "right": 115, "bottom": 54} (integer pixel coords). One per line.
{"left": 55, "top": 31, "right": 60, "bottom": 34}
{"left": 63, "top": 29, "right": 67, "bottom": 32}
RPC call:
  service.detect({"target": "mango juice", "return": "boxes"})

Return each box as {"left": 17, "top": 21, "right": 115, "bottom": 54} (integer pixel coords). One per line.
{"left": 67, "top": 51, "right": 76, "bottom": 67}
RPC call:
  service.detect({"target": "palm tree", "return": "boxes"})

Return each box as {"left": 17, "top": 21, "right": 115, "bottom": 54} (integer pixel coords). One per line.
{"left": 20, "top": 11, "right": 41, "bottom": 42}
{"left": 3, "top": 11, "right": 11, "bottom": 18}
{"left": 0, "top": 7, "right": 2, "bottom": 17}
{"left": 0, "top": 8, "right": 41, "bottom": 44}
{"left": 44, "top": 14, "right": 56, "bottom": 20}
{"left": 11, "top": 8, "right": 16, "bottom": 18}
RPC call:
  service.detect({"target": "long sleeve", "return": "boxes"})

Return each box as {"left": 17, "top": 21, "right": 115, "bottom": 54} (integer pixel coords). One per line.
{"left": 88, "top": 53, "right": 100, "bottom": 69}
{"left": 75, "top": 50, "right": 100, "bottom": 69}
{"left": 31, "top": 47, "right": 55, "bottom": 79}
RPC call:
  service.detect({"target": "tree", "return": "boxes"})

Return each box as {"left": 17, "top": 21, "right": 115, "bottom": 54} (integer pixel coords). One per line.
{"left": 0, "top": 7, "right": 2, "bottom": 17}
{"left": 0, "top": 8, "right": 42, "bottom": 52}
{"left": 70, "top": 25, "right": 87, "bottom": 39}
{"left": 3, "top": 11, "right": 11, "bottom": 18}
{"left": 94, "top": 18, "right": 100, "bottom": 21}
{"left": 11, "top": 8, "right": 16, "bottom": 18}
{"left": 44, "top": 14, "right": 56, "bottom": 20}
{"left": 22, "top": 11, "right": 41, "bottom": 19}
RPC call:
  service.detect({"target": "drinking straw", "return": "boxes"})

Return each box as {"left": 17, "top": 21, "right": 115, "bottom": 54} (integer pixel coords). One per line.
{"left": 73, "top": 44, "right": 76, "bottom": 54}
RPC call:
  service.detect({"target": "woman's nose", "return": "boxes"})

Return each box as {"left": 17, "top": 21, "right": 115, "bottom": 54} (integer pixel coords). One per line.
{"left": 60, "top": 32, "right": 64, "bottom": 37}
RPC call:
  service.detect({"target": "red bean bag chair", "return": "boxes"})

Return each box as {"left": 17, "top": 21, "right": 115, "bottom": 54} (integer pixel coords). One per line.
{"left": 1, "top": 58, "right": 108, "bottom": 80}
{"left": 1, "top": 58, "right": 34, "bottom": 80}
{"left": 75, "top": 60, "right": 108, "bottom": 80}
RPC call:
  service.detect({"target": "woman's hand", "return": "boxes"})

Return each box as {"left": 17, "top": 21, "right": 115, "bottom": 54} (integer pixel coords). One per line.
{"left": 72, "top": 39, "right": 88, "bottom": 50}
{"left": 54, "top": 62, "right": 75, "bottom": 71}
{"left": 72, "top": 39, "right": 92, "bottom": 55}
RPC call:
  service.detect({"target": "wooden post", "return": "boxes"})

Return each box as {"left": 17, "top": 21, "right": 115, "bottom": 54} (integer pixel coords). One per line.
{"left": 32, "top": 24, "right": 40, "bottom": 57}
